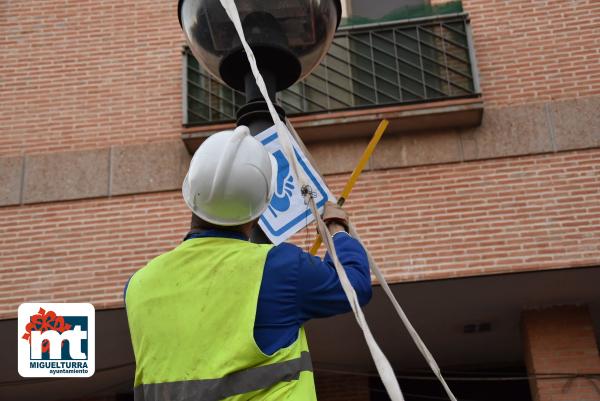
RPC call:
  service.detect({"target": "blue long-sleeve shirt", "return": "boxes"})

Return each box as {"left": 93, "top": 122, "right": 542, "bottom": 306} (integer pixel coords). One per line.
{"left": 125, "top": 229, "right": 372, "bottom": 355}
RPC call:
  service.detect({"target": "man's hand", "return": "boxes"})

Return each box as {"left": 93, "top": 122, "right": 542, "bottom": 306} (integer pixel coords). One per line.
{"left": 322, "top": 202, "right": 349, "bottom": 233}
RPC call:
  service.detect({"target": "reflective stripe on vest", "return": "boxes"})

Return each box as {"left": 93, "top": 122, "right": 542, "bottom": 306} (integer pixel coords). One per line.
{"left": 133, "top": 351, "right": 312, "bottom": 401}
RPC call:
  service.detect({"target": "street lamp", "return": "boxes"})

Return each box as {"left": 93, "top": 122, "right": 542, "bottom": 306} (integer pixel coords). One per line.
{"left": 178, "top": 0, "right": 342, "bottom": 242}
{"left": 178, "top": 0, "right": 342, "bottom": 134}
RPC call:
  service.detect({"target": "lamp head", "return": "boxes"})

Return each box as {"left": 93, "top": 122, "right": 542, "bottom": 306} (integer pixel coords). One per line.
{"left": 178, "top": 0, "right": 342, "bottom": 92}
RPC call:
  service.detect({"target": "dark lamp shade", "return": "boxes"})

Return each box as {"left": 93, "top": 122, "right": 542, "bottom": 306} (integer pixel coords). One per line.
{"left": 179, "top": 0, "right": 342, "bottom": 92}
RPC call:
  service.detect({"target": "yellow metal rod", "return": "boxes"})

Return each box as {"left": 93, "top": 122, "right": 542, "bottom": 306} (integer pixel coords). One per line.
{"left": 309, "top": 119, "right": 389, "bottom": 255}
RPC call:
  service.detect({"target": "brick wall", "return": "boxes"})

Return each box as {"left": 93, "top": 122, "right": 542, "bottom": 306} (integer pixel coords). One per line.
{"left": 1, "top": 0, "right": 599, "bottom": 317}
{"left": 0, "top": 0, "right": 183, "bottom": 156}
{"left": 522, "top": 305, "right": 600, "bottom": 401}
{"left": 2, "top": 0, "right": 600, "bottom": 155}
{"left": 0, "top": 192, "right": 187, "bottom": 318}
{"left": 463, "top": 0, "right": 600, "bottom": 106}
{"left": 322, "top": 148, "right": 600, "bottom": 281}
{"left": 1, "top": 148, "right": 598, "bottom": 319}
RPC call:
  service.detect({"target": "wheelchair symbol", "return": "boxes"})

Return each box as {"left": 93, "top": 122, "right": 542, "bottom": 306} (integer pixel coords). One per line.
{"left": 268, "top": 150, "right": 295, "bottom": 217}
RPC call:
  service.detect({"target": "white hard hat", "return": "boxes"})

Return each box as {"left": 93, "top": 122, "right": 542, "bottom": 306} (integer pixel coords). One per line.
{"left": 182, "top": 125, "right": 277, "bottom": 226}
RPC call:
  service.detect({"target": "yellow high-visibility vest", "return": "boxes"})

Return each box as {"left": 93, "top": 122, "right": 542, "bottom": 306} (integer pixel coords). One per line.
{"left": 125, "top": 236, "right": 317, "bottom": 401}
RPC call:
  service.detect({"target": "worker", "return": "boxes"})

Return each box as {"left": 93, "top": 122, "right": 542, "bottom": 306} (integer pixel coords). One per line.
{"left": 125, "top": 125, "right": 372, "bottom": 401}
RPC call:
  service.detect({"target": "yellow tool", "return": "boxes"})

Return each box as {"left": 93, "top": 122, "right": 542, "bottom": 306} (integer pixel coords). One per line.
{"left": 309, "top": 119, "right": 390, "bottom": 255}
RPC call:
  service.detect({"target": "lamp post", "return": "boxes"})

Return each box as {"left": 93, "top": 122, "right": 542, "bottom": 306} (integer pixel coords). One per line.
{"left": 178, "top": 0, "right": 342, "bottom": 241}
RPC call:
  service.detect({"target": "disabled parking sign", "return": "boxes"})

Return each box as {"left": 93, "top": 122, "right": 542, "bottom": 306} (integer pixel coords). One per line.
{"left": 256, "top": 126, "right": 334, "bottom": 245}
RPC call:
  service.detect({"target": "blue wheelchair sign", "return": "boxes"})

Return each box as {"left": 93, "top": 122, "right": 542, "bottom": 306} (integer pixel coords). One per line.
{"left": 256, "top": 127, "right": 334, "bottom": 245}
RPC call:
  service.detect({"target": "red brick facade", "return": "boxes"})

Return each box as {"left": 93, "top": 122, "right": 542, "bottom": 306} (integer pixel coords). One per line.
{"left": 465, "top": 0, "right": 600, "bottom": 106}
{"left": 1, "top": 0, "right": 599, "bottom": 400}
{"left": 0, "top": 0, "right": 183, "bottom": 155}
{"left": 2, "top": 0, "right": 599, "bottom": 155}
{"left": 523, "top": 306, "right": 600, "bottom": 401}
{"left": 1, "top": 148, "right": 598, "bottom": 319}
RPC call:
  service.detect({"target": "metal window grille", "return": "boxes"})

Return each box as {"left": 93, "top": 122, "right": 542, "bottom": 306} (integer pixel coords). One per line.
{"left": 183, "top": 13, "right": 479, "bottom": 126}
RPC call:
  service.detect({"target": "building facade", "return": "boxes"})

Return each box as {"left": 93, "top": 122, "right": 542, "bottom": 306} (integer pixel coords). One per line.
{"left": 1, "top": 0, "right": 599, "bottom": 400}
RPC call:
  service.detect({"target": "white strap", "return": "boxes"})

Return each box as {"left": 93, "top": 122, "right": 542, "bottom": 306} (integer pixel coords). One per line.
{"left": 306, "top": 195, "right": 404, "bottom": 401}
{"left": 216, "top": 2, "right": 457, "bottom": 400}
{"left": 349, "top": 224, "right": 458, "bottom": 401}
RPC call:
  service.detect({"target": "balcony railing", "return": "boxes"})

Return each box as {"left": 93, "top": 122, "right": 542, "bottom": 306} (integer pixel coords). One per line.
{"left": 183, "top": 13, "right": 480, "bottom": 126}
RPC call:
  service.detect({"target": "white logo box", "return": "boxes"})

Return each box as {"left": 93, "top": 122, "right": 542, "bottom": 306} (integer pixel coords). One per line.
{"left": 18, "top": 303, "right": 95, "bottom": 378}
